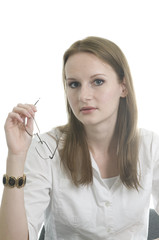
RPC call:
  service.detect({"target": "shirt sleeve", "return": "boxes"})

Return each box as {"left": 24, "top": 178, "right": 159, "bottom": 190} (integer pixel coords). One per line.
{"left": 151, "top": 131, "right": 159, "bottom": 215}
{"left": 24, "top": 134, "right": 54, "bottom": 240}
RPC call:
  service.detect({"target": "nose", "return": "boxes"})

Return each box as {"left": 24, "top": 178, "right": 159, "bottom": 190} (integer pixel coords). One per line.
{"left": 78, "top": 84, "right": 93, "bottom": 102}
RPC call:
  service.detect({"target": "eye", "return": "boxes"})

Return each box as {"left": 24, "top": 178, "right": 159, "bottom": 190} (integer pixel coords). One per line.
{"left": 93, "top": 79, "right": 104, "bottom": 86}
{"left": 68, "top": 81, "right": 80, "bottom": 89}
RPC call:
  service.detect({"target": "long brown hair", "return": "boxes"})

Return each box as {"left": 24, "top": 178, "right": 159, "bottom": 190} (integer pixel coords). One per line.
{"left": 58, "top": 36, "right": 140, "bottom": 190}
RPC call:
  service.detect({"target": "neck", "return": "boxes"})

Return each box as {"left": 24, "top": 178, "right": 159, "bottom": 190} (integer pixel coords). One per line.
{"left": 85, "top": 121, "right": 117, "bottom": 155}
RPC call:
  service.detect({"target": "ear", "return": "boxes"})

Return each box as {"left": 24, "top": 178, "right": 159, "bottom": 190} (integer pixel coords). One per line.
{"left": 120, "top": 80, "right": 128, "bottom": 98}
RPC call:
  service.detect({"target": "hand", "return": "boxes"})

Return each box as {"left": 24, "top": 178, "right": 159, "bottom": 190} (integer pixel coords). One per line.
{"left": 4, "top": 103, "right": 37, "bottom": 157}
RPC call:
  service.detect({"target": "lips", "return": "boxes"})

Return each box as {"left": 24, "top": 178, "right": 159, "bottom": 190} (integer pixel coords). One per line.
{"left": 80, "top": 106, "right": 97, "bottom": 112}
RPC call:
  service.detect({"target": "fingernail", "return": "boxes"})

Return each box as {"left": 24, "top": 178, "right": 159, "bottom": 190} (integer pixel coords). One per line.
{"left": 27, "top": 113, "right": 32, "bottom": 118}
{"left": 33, "top": 106, "right": 37, "bottom": 111}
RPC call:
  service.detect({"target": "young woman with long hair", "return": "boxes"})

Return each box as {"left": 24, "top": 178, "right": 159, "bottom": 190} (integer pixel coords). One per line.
{"left": 0, "top": 36, "right": 159, "bottom": 240}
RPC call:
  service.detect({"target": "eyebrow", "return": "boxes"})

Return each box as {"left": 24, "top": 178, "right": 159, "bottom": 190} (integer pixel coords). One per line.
{"left": 65, "top": 77, "right": 77, "bottom": 81}
{"left": 65, "top": 74, "right": 107, "bottom": 81}
{"left": 90, "top": 74, "right": 107, "bottom": 78}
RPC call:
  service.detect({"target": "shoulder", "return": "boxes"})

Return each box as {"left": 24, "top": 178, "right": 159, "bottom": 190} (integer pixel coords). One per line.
{"left": 25, "top": 127, "right": 63, "bottom": 169}
{"left": 27, "top": 127, "right": 63, "bottom": 158}
{"left": 139, "top": 128, "right": 159, "bottom": 164}
{"left": 139, "top": 128, "right": 159, "bottom": 145}
{"left": 33, "top": 127, "right": 63, "bottom": 145}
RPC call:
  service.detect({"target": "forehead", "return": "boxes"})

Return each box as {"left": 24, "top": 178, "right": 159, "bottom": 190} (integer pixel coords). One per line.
{"left": 65, "top": 52, "right": 116, "bottom": 77}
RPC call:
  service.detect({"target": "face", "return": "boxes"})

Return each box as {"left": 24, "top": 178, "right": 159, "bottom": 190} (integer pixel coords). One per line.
{"left": 65, "top": 52, "right": 126, "bottom": 129}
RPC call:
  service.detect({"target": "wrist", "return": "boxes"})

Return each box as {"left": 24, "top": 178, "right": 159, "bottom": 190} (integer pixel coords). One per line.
{"left": 6, "top": 153, "right": 26, "bottom": 177}
{"left": 7, "top": 151, "right": 27, "bottom": 160}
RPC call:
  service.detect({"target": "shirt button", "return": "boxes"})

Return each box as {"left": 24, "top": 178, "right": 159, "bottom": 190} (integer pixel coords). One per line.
{"left": 105, "top": 200, "right": 111, "bottom": 207}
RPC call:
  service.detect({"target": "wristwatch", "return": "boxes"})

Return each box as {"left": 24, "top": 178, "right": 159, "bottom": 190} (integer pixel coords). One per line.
{"left": 3, "top": 174, "right": 26, "bottom": 188}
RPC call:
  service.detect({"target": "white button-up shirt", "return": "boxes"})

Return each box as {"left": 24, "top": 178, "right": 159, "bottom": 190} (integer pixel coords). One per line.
{"left": 24, "top": 128, "right": 159, "bottom": 240}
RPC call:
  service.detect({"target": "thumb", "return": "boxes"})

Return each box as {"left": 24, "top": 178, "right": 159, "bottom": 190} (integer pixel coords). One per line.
{"left": 25, "top": 117, "right": 34, "bottom": 136}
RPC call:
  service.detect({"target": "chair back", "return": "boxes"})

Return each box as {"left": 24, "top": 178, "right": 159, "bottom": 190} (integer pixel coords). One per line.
{"left": 148, "top": 209, "right": 159, "bottom": 240}
{"left": 39, "top": 225, "right": 45, "bottom": 240}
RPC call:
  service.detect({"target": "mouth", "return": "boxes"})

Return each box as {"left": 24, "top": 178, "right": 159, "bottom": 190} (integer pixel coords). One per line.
{"left": 80, "top": 106, "right": 97, "bottom": 113}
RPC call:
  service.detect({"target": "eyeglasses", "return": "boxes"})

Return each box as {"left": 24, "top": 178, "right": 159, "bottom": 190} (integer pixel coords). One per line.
{"left": 25, "top": 99, "right": 59, "bottom": 160}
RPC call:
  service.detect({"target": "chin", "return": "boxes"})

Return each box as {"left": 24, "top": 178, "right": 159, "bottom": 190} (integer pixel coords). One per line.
{"left": 79, "top": 119, "right": 99, "bottom": 127}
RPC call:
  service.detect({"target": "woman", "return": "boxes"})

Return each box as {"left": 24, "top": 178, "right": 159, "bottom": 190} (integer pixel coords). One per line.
{"left": 0, "top": 36, "right": 159, "bottom": 240}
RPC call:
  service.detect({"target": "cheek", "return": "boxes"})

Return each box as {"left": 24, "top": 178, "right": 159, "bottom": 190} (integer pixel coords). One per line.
{"left": 99, "top": 87, "right": 121, "bottom": 104}
{"left": 66, "top": 91, "right": 77, "bottom": 108}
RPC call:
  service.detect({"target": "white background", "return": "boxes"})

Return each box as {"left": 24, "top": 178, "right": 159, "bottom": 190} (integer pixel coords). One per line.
{"left": 0, "top": 0, "right": 159, "bottom": 207}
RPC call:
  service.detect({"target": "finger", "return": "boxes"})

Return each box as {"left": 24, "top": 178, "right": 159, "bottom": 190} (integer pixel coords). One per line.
{"left": 4, "top": 112, "right": 24, "bottom": 131}
{"left": 17, "top": 103, "right": 37, "bottom": 115}
{"left": 25, "top": 117, "right": 34, "bottom": 136}
{"left": 13, "top": 106, "right": 34, "bottom": 119}
{"left": 7, "top": 112, "right": 24, "bottom": 124}
{"left": 22, "top": 103, "right": 37, "bottom": 112}
{"left": 25, "top": 115, "right": 34, "bottom": 127}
